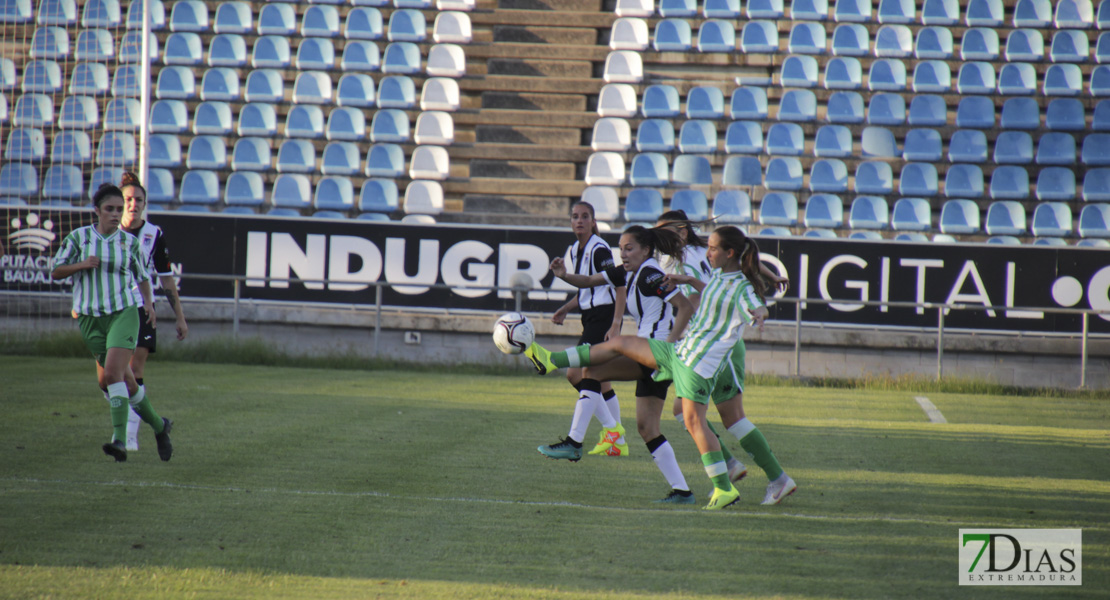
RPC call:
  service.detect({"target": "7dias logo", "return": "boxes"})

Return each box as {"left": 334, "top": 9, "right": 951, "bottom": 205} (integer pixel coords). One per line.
{"left": 959, "top": 529, "right": 1081, "bottom": 586}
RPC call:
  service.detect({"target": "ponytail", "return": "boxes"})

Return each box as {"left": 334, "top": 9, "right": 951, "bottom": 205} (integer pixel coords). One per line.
{"left": 713, "top": 226, "right": 770, "bottom": 298}
{"left": 623, "top": 224, "right": 684, "bottom": 264}
{"left": 656, "top": 209, "right": 708, "bottom": 248}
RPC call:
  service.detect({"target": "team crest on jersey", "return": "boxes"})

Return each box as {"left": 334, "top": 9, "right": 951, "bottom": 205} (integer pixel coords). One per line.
{"left": 143, "top": 233, "right": 154, "bottom": 243}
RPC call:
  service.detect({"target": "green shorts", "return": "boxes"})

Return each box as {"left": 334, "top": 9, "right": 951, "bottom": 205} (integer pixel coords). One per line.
{"left": 709, "top": 340, "right": 746, "bottom": 405}
{"left": 78, "top": 306, "right": 140, "bottom": 365}
{"left": 647, "top": 338, "right": 714, "bottom": 405}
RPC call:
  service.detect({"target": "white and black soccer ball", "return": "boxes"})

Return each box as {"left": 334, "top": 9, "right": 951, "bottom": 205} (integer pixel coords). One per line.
{"left": 492, "top": 312, "right": 535, "bottom": 355}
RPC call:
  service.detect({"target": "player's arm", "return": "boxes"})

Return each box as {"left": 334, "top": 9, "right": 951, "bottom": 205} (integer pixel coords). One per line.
{"left": 50, "top": 237, "right": 96, "bottom": 279}
{"left": 666, "top": 292, "right": 694, "bottom": 343}
{"left": 549, "top": 256, "right": 606, "bottom": 288}
{"left": 761, "top": 263, "right": 789, "bottom": 293}
{"left": 151, "top": 231, "right": 187, "bottom": 339}
{"left": 552, "top": 296, "right": 577, "bottom": 325}
{"left": 664, "top": 272, "right": 707, "bottom": 294}
{"left": 608, "top": 285, "right": 626, "bottom": 340}
{"left": 736, "top": 282, "right": 768, "bottom": 333}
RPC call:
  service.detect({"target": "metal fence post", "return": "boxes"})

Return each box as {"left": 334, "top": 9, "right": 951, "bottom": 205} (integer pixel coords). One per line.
{"left": 374, "top": 284, "right": 382, "bottom": 356}
{"left": 793, "top": 299, "right": 801, "bottom": 377}
{"left": 1081, "top": 312, "right": 1089, "bottom": 389}
{"left": 232, "top": 279, "right": 240, "bottom": 340}
{"left": 936, "top": 306, "right": 944, "bottom": 382}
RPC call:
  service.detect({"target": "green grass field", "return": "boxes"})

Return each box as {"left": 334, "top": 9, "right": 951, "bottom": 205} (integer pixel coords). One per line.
{"left": 1, "top": 356, "right": 1106, "bottom": 599}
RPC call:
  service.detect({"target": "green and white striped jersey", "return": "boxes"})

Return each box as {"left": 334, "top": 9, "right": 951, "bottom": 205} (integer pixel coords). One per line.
{"left": 659, "top": 245, "right": 711, "bottom": 298}
{"left": 52, "top": 225, "right": 151, "bottom": 317}
{"left": 675, "top": 268, "right": 765, "bottom": 378}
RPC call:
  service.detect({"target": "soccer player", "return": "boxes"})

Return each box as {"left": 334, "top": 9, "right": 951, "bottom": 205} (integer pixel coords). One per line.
{"left": 51, "top": 183, "right": 173, "bottom": 462}
{"left": 526, "top": 226, "right": 794, "bottom": 509}
{"left": 537, "top": 201, "right": 627, "bottom": 462}
{"left": 114, "top": 171, "right": 188, "bottom": 451}
{"left": 550, "top": 225, "right": 698, "bottom": 503}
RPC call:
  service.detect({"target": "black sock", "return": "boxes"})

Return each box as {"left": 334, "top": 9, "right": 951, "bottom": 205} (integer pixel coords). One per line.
{"left": 565, "top": 437, "right": 583, "bottom": 449}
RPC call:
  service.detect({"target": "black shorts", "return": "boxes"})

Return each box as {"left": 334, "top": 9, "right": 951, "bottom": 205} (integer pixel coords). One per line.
{"left": 636, "top": 363, "right": 671, "bottom": 399}
{"left": 578, "top": 304, "right": 616, "bottom": 346}
{"left": 136, "top": 306, "right": 157, "bottom": 353}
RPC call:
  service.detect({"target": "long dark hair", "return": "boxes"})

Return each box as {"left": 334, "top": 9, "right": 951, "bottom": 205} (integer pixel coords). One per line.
{"left": 119, "top": 171, "right": 146, "bottom": 197}
{"left": 572, "top": 200, "right": 600, "bottom": 236}
{"left": 622, "top": 224, "right": 684, "bottom": 265}
{"left": 92, "top": 183, "right": 123, "bottom": 208}
{"left": 713, "top": 225, "right": 769, "bottom": 298}
{"left": 656, "top": 209, "right": 708, "bottom": 248}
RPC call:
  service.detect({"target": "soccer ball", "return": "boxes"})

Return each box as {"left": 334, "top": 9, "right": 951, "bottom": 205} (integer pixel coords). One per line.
{"left": 492, "top": 312, "right": 535, "bottom": 355}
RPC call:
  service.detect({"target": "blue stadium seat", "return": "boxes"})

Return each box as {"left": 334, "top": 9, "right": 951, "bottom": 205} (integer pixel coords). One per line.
{"left": 939, "top": 199, "right": 980, "bottom": 234}
{"left": 961, "top": 28, "right": 999, "bottom": 61}
{"left": 966, "top": 0, "right": 1002, "bottom": 26}
{"left": 711, "top": 190, "right": 751, "bottom": 224}
{"left": 314, "top": 176, "right": 355, "bottom": 211}
{"left": 359, "top": 179, "right": 400, "bottom": 214}
{"left": 636, "top": 119, "right": 674, "bottom": 152}
{"left": 22, "top": 59, "right": 62, "bottom": 94}
{"left": 370, "top": 109, "right": 410, "bottom": 143}
{"left": 990, "top": 165, "right": 1030, "bottom": 199}
{"left": 823, "top": 57, "right": 862, "bottom": 89}
{"left": 777, "top": 89, "right": 816, "bottom": 120}
{"left": 1092, "top": 65, "right": 1110, "bottom": 96}
{"left": 610, "top": 17, "right": 649, "bottom": 51}
{"left": 1004, "top": 29, "right": 1044, "bottom": 62}
{"left": 825, "top": 91, "right": 864, "bottom": 123}
{"left": 365, "top": 143, "right": 405, "bottom": 177}
{"left": 849, "top": 195, "right": 888, "bottom": 229}
{"left": 791, "top": 0, "right": 828, "bottom": 21}
{"left": 1036, "top": 167, "right": 1077, "bottom": 200}
{"left": 213, "top": 2, "right": 250, "bottom": 34}
{"left": 1031, "top": 203, "right": 1073, "bottom": 237}
{"left": 1100, "top": 0, "right": 1110, "bottom": 29}
{"left": 697, "top": 19, "right": 735, "bottom": 52}
{"left": 41, "top": 164, "right": 82, "bottom": 199}
{"left": 834, "top": 0, "right": 871, "bottom": 22}
{"left": 68, "top": 62, "right": 107, "bottom": 96}
{"left": 729, "top": 87, "right": 767, "bottom": 119}
{"left": 125, "top": 0, "right": 163, "bottom": 30}
{"left": 293, "top": 71, "right": 332, "bottom": 105}
{"left": 809, "top": 158, "right": 848, "bottom": 191}
{"left": 285, "top": 105, "right": 326, "bottom": 139}
{"left": 670, "top": 189, "right": 709, "bottom": 221}
{"left": 169, "top": 0, "right": 206, "bottom": 32}
{"left": 244, "top": 70, "right": 283, "bottom": 103}
{"left": 1097, "top": 33, "right": 1110, "bottom": 64}
{"left": 272, "top": 173, "right": 312, "bottom": 209}
{"left": 355, "top": 211, "right": 390, "bottom": 222}
{"left": 143, "top": 133, "right": 179, "bottom": 169}
{"left": 703, "top": 0, "right": 740, "bottom": 18}
{"left": 1013, "top": 0, "right": 1051, "bottom": 27}
{"left": 81, "top": 0, "right": 119, "bottom": 27}
{"left": 341, "top": 41, "right": 380, "bottom": 73}
{"left": 1083, "top": 134, "right": 1110, "bottom": 165}
{"left": 724, "top": 121, "right": 762, "bottom": 154}
{"left": 985, "top": 201, "right": 1027, "bottom": 235}
{"left": 955, "top": 97, "right": 994, "bottom": 128}
{"left": 659, "top": 0, "right": 696, "bottom": 17}
{"left": 382, "top": 42, "right": 421, "bottom": 74}
{"left": 208, "top": 34, "right": 247, "bottom": 67}
{"left": 956, "top": 62, "right": 995, "bottom": 94}
{"left": 326, "top": 107, "right": 367, "bottom": 142}
{"left": 868, "top": 58, "right": 906, "bottom": 91}
{"left": 257, "top": 3, "right": 295, "bottom": 35}
{"left": 902, "top": 128, "right": 941, "bottom": 161}
{"left": 164, "top": 32, "right": 202, "bottom": 65}
{"left": 780, "top": 56, "right": 818, "bottom": 87}
{"left": 803, "top": 193, "right": 843, "bottom": 228}
{"left": 337, "top": 74, "right": 376, "bottom": 108}
{"left": 653, "top": 19, "right": 692, "bottom": 51}
{"left": 671, "top": 155, "right": 711, "bottom": 186}
{"left": 740, "top": 20, "right": 778, "bottom": 54}
{"left": 1051, "top": 30, "right": 1089, "bottom": 63}
{"left": 642, "top": 85, "right": 680, "bottom": 118}
{"left": 101, "top": 99, "right": 140, "bottom": 133}
{"left": 388, "top": 8, "right": 425, "bottom": 42}
{"left": 252, "top": 36, "right": 290, "bottom": 69}
{"left": 813, "top": 125, "right": 852, "bottom": 158}
{"left": 231, "top": 137, "right": 271, "bottom": 171}
{"left": 223, "top": 172, "right": 264, "bottom": 206}
{"left": 1079, "top": 204, "right": 1110, "bottom": 238}
{"left": 687, "top": 86, "right": 724, "bottom": 119}
{"left": 874, "top": 24, "right": 912, "bottom": 57}
{"left": 303, "top": 5, "right": 340, "bottom": 38}
{"left": 179, "top": 170, "right": 220, "bottom": 205}
{"left": 878, "top": 0, "right": 913, "bottom": 22}
{"left": 5, "top": 128, "right": 43, "bottom": 161}
{"left": 915, "top": 26, "right": 953, "bottom": 59}
{"left": 748, "top": 0, "right": 784, "bottom": 18}
{"left": 58, "top": 95, "right": 98, "bottom": 129}
{"left": 95, "top": 131, "right": 135, "bottom": 165}
{"left": 945, "top": 164, "right": 984, "bottom": 197}
{"left": 156, "top": 66, "right": 195, "bottom": 100}
{"left": 629, "top": 153, "right": 669, "bottom": 186}
{"left": 277, "top": 140, "right": 315, "bottom": 174}
{"left": 0, "top": 162, "right": 37, "bottom": 196}
{"left": 891, "top": 197, "right": 931, "bottom": 231}
{"left": 237, "top": 102, "right": 277, "bottom": 136}
{"left": 912, "top": 61, "right": 951, "bottom": 93}
{"left": 201, "top": 68, "right": 239, "bottom": 102}
{"left": 624, "top": 188, "right": 665, "bottom": 222}
{"left": 788, "top": 22, "right": 825, "bottom": 54}
{"left": 1036, "top": 133, "right": 1077, "bottom": 165}
{"left": 860, "top": 126, "right": 897, "bottom": 157}
{"left": 12, "top": 93, "right": 52, "bottom": 127}
{"left": 346, "top": 7, "right": 384, "bottom": 40}
{"left": 1044, "top": 64, "right": 1083, "bottom": 96}
{"left": 948, "top": 130, "right": 987, "bottom": 163}
{"left": 297, "top": 38, "right": 335, "bottom": 71}
{"left": 186, "top": 136, "right": 226, "bottom": 170}
{"left": 721, "top": 155, "right": 762, "bottom": 186}
{"left": 765, "top": 122, "right": 804, "bottom": 155}
{"left": 867, "top": 92, "right": 905, "bottom": 125}
{"left": 899, "top": 163, "right": 938, "bottom": 196}
{"left": 831, "top": 23, "right": 868, "bottom": 56}
{"left": 999, "top": 98, "right": 1039, "bottom": 130}
{"left": 855, "top": 161, "right": 893, "bottom": 194}
{"left": 1084, "top": 168, "right": 1110, "bottom": 201}
{"left": 758, "top": 192, "right": 798, "bottom": 226}
{"left": 87, "top": 166, "right": 121, "bottom": 198}
{"left": 30, "top": 26, "right": 68, "bottom": 59}
{"left": 997, "top": 63, "right": 1037, "bottom": 96}
{"left": 1056, "top": 0, "right": 1095, "bottom": 28}
{"left": 50, "top": 130, "right": 90, "bottom": 163}
{"left": 320, "top": 142, "right": 360, "bottom": 176}
{"left": 1095, "top": 100, "right": 1110, "bottom": 130}
{"left": 765, "top": 157, "right": 803, "bottom": 190}
{"left": 1077, "top": 238, "right": 1110, "bottom": 247}
{"left": 311, "top": 210, "right": 347, "bottom": 220}
{"left": 111, "top": 65, "right": 142, "bottom": 97}
{"left": 1045, "top": 99, "right": 1085, "bottom": 131}
{"left": 921, "top": 0, "right": 958, "bottom": 24}
{"left": 1029, "top": 237, "right": 1067, "bottom": 246}
{"left": 37, "top": 0, "right": 77, "bottom": 25}
{"left": 591, "top": 117, "right": 631, "bottom": 152}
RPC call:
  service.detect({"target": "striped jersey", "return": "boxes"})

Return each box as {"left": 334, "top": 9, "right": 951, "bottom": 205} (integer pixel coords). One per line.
{"left": 569, "top": 234, "right": 617, "bottom": 310}
{"left": 659, "top": 245, "right": 711, "bottom": 297}
{"left": 122, "top": 220, "right": 173, "bottom": 305}
{"left": 52, "top": 225, "right": 151, "bottom": 317}
{"left": 675, "top": 268, "right": 765, "bottom": 378}
{"left": 600, "top": 257, "right": 678, "bottom": 340}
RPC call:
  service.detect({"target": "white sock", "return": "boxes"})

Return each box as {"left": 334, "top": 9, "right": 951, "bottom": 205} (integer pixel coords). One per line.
{"left": 128, "top": 384, "right": 146, "bottom": 406}
{"left": 125, "top": 409, "right": 141, "bottom": 449}
{"left": 106, "top": 382, "right": 128, "bottom": 408}
{"left": 568, "top": 394, "right": 592, "bottom": 443}
{"left": 727, "top": 417, "right": 756, "bottom": 441}
{"left": 650, "top": 440, "right": 689, "bottom": 491}
{"left": 587, "top": 389, "right": 617, "bottom": 429}
{"left": 603, "top": 392, "right": 621, "bottom": 422}
{"left": 674, "top": 413, "right": 686, "bottom": 431}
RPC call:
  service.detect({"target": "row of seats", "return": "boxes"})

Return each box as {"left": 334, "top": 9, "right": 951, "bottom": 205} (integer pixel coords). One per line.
{"left": 614, "top": 0, "right": 1107, "bottom": 30}
{"left": 584, "top": 152, "right": 1110, "bottom": 202}
{"left": 614, "top": 17, "right": 1110, "bottom": 65}
{"left": 581, "top": 184, "right": 1110, "bottom": 238}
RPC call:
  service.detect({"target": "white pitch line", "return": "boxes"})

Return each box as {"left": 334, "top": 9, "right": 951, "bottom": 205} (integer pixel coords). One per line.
{"left": 914, "top": 395, "right": 947, "bottom": 424}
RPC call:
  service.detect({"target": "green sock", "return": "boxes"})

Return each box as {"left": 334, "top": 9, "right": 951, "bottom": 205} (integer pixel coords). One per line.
{"left": 707, "top": 421, "right": 735, "bottom": 462}
{"left": 700, "top": 450, "right": 731, "bottom": 491}
{"left": 729, "top": 419, "right": 785, "bottom": 482}
{"left": 128, "top": 386, "right": 164, "bottom": 433}
{"left": 106, "top": 383, "right": 129, "bottom": 443}
{"left": 550, "top": 345, "right": 592, "bottom": 369}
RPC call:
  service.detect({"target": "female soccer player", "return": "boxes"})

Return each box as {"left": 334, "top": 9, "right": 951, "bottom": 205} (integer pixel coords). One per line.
{"left": 550, "top": 225, "right": 698, "bottom": 503}
{"left": 51, "top": 184, "right": 173, "bottom": 462}
{"left": 115, "top": 171, "right": 188, "bottom": 451}
{"left": 527, "top": 226, "right": 793, "bottom": 509}
{"left": 537, "top": 201, "right": 627, "bottom": 462}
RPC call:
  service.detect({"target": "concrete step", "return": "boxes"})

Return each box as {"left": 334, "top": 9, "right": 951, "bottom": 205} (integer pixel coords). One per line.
{"left": 468, "top": 159, "right": 576, "bottom": 180}
{"left": 470, "top": 8, "right": 616, "bottom": 27}
{"left": 480, "top": 91, "right": 586, "bottom": 112}
{"left": 475, "top": 125, "right": 581, "bottom": 146}
{"left": 497, "top": 0, "right": 603, "bottom": 11}
{"left": 462, "top": 193, "right": 568, "bottom": 216}
{"left": 442, "top": 210, "right": 567, "bottom": 227}
{"left": 458, "top": 75, "right": 604, "bottom": 95}
{"left": 486, "top": 58, "right": 594, "bottom": 78}
{"left": 444, "top": 177, "right": 585, "bottom": 197}
{"left": 492, "top": 25, "right": 598, "bottom": 45}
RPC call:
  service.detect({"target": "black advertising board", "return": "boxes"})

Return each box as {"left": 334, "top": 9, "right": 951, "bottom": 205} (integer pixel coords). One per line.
{"left": 3, "top": 208, "right": 1108, "bottom": 334}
